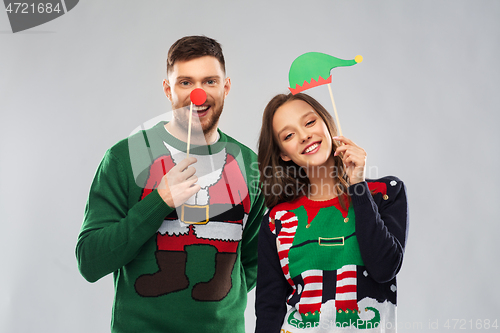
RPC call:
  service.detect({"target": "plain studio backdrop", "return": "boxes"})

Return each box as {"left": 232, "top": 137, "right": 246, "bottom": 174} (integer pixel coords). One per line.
{"left": 1, "top": 1, "right": 499, "bottom": 332}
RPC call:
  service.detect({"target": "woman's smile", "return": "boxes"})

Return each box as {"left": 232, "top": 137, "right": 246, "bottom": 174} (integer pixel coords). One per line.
{"left": 302, "top": 141, "right": 321, "bottom": 154}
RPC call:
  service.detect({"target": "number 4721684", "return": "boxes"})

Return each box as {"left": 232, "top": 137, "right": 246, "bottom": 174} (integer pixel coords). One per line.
{"left": 444, "top": 319, "right": 498, "bottom": 330}
{"left": 5, "top": 2, "right": 62, "bottom": 14}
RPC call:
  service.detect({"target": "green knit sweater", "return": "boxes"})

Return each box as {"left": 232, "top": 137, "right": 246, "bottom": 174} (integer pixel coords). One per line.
{"left": 76, "top": 122, "right": 265, "bottom": 332}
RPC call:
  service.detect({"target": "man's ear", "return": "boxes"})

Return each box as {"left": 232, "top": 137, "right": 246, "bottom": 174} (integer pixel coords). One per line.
{"left": 280, "top": 152, "right": 291, "bottom": 162}
{"left": 163, "top": 79, "right": 172, "bottom": 101}
{"left": 223, "top": 77, "right": 231, "bottom": 99}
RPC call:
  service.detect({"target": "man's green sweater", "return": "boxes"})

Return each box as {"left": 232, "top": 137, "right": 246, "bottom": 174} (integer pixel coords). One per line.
{"left": 76, "top": 122, "right": 265, "bottom": 332}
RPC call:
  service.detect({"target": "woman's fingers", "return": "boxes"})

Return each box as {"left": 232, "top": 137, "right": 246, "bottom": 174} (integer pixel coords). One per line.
{"left": 333, "top": 136, "right": 359, "bottom": 147}
{"left": 332, "top": 136, "right": 366, "bottom": 184}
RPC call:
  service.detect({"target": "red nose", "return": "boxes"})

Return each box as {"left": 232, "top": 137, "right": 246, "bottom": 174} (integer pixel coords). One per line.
{"left": 190, "top": 88, "right": 207, "bottom": 106}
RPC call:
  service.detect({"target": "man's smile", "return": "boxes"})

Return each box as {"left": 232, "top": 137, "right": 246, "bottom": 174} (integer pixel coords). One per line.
{"left": 192, "top": 104, "right": 210, "bottom": 117}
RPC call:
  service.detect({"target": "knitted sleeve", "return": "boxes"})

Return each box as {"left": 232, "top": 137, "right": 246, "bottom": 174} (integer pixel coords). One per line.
{"left": 348, "top": 176, "right": 409, "bottom": 283}
{"left": 76, "top": 149, "right": 173, "bottom": 283}
{"left": 255, "top": 210, "right": 292, "bottom": 333}
{"left": 240, "top": 189, "right": 266, "bottom": 292}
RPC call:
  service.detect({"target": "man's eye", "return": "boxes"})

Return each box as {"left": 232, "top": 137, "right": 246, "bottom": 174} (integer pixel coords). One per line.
{"left": 206, "top": 80, "right": 216, "bottom": 85}
{"left": 180, "top": 81, "right": 190, "bottom": 86}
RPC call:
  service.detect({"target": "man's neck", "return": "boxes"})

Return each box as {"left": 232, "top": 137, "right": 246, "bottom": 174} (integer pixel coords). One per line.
{"left": 164, "top": 122, "right": 219, "bottom": 145}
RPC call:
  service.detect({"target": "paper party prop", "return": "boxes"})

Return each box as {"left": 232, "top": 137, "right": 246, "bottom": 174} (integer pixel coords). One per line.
{"left": 191, "top": 88, "right": 207, "bottom": 106}
{"left": 288, "top": 52, "right": 362, "bottom": 94}
{"left": 186, "top": 88, "right": 208, "bottom": 158}
{"left": 288, "top": 52, "right": 362, "bottom": 136}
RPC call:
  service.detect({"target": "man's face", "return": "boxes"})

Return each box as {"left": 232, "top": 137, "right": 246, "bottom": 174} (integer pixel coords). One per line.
{"left": 164, "top": 56, "right": 231, "bottom": 135}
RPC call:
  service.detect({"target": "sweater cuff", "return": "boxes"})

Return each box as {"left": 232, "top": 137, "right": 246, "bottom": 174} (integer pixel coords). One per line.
{"left": 134, "top": 189, "right": 174, "bottom": 230}
{"left": 348, "top": 181, "right": 372, "bottom": 206}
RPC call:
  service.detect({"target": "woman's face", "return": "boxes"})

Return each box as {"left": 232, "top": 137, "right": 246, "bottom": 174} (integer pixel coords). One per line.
{"left": 272, "top": 99, "right": 333, "bottom": 169}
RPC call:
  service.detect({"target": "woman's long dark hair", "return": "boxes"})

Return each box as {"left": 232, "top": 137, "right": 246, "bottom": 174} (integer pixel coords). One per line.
{"left": 257, "top": 93, "right": 349, "bottom": 208}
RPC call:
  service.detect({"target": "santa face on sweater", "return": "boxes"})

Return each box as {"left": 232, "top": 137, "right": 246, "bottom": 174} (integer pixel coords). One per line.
{"left": 157, "top": 142, "right": 247, "bottom": 243}
{"left": 134, "top": 141, "right": 251, "bottom": 302}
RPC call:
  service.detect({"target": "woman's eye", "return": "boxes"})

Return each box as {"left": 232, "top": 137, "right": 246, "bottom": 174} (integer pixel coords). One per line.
{"left": 284, "top": 133, "right": 292, "bottom": 140}
{"left": 306, "top": 120, "right": 316, "bottom": 126}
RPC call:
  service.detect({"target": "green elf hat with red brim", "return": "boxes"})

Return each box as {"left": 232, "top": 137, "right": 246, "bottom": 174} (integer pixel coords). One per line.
{"left": 288, "top": 52, "right": 363, "bottom": 95}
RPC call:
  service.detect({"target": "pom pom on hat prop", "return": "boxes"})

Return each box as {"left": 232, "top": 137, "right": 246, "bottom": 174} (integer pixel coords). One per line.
{"left": 186, "top": 88, "right": 207, "bottom": 157}
{"left": 288, "top": 52, "right": 362, "bottom": 136}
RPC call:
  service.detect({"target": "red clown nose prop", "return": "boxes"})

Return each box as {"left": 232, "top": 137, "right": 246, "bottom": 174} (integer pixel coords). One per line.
{"left": 186, "top": 88, "right": 207, "bottom": 158}
{"left": 190, "top": 88, "right": 207, "bottom": 106}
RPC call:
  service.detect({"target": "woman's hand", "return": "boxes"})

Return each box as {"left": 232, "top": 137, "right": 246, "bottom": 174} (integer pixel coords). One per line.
{"left": 333, "top": 136, "right": 366, "bottom": 185}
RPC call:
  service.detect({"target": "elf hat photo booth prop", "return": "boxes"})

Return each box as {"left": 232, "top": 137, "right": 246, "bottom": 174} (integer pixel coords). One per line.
{"left": 288, "top": 52, "right": 362, "bottom": 136}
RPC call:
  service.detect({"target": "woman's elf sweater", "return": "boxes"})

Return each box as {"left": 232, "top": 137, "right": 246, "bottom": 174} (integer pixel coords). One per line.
{"left": 255, "top": 177, "right": 409, "bottom": 332}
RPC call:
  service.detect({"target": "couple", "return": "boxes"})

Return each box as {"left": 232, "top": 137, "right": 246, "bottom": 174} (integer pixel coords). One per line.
{"left": 76, "top": 36, "right": 408, "bottom": 333}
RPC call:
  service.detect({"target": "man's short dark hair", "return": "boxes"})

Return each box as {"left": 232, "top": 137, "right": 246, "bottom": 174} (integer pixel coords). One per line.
{"left": 167, "top": 36, "right": 225, "bottom": 76}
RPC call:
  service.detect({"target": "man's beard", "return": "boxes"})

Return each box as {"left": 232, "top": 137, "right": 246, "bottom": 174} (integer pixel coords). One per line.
{"left": 172, "top": 101, "right": 223, "bottom": 140}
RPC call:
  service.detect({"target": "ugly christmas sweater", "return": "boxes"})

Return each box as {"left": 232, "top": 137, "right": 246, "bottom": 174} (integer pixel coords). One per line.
{"left": 76, "top": 121, "right": 265, "bottom": 333}
{"left": 255, "top": 177, "right": 408, "bottom": 333}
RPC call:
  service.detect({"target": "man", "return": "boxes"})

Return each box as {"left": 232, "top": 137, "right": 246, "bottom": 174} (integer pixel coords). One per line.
{"left": 76, "top": 36, "right": 265, "bottom": 333}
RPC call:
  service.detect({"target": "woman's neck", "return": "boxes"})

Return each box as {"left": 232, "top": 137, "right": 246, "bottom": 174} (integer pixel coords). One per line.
{"left": 305, "top": 157, "right": 338, "bottom": 201}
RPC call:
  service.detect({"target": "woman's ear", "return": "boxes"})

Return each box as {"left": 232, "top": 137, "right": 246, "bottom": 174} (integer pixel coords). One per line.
{"left": 280, "top": 152, "right": 291, "bottom": 162}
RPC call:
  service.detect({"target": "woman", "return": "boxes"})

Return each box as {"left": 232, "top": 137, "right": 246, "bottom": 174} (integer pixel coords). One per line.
{"left": 255, "top": 93, "right": 409, "bottom": 332}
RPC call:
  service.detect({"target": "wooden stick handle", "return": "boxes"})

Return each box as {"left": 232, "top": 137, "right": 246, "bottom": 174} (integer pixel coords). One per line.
{"left": 327, "top": 83, "right": 343, "bottom": 137}
{"left": 186, "top": 102, "right": 193, "bottom": 158}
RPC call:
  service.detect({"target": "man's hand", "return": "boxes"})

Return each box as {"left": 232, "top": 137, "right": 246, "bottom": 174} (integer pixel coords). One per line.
{"left": 157, "top": 156, "right": 201, "bottom": 208}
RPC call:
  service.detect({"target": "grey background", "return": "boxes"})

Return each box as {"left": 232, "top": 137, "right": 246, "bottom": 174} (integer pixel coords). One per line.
{"left": 1, "top": 0, "right": 499, "bottom": 332}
